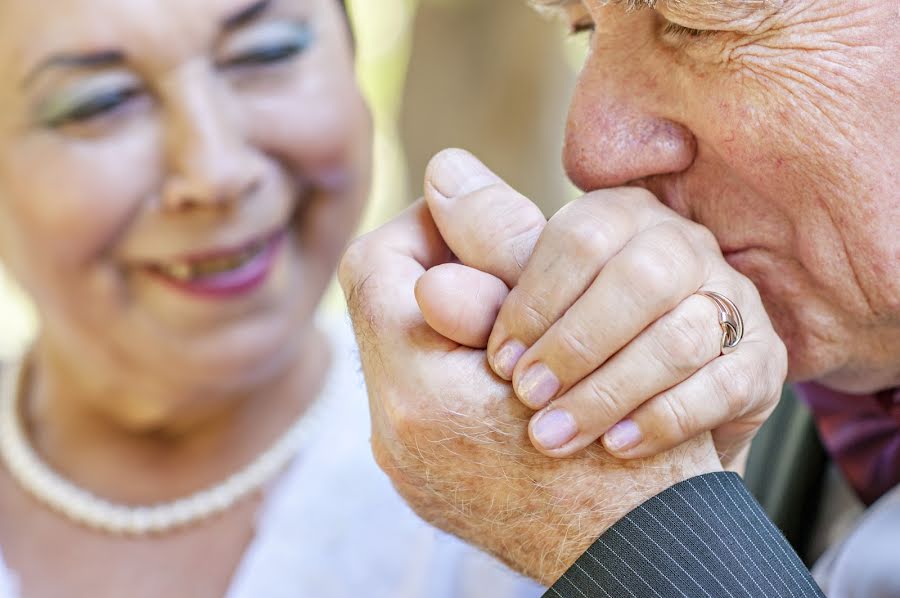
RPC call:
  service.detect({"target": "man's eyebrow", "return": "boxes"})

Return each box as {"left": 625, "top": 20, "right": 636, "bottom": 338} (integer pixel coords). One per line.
{"left": 222, "top": 0, "right": 274, "bottom": 31}
{"left": 528, "top": 0, "right": 779, "bottom": 17}
{"left": 22, "top": 50, "right": 125, "bottom": 89}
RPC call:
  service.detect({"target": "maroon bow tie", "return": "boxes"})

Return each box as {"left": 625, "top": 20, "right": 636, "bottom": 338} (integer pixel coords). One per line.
{"left": 797, "top": 383, "right": 900, "bottom": 505}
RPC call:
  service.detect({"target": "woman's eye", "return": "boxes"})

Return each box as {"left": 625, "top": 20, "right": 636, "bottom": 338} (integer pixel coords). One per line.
{"left": 45, "top": 87, "right": 141, "bottom": 128}
{"left": 221, "top": 23, "right": 314, "bottom": 68}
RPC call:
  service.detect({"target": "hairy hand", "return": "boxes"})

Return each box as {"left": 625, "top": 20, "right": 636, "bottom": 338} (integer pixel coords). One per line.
{"left": 339, "top": 196, "right": 721, "bottom": 584}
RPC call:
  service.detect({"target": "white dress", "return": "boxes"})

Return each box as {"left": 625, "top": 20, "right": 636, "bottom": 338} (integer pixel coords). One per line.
{"left": 0, "top": 315, "right": 545, "bottom": 598}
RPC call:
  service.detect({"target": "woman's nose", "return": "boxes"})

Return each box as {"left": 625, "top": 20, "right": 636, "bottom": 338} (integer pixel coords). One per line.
{"left": 563, "top": 16, "right": 696, "bottom": 192}
{"left": 161, "top": 70, "right": 260, "bottom": 213}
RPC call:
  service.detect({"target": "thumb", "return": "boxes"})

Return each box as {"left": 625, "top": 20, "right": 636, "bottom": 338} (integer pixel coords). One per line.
{"left": 415, "top": 263, "right": 509, "bottom": 348}
{"left": 424, "top": 149, "right": 546, "bottom": 288}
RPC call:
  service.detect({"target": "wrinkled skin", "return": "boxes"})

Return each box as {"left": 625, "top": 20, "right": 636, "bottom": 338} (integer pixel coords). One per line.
{"left": 415, "top": 150, "right": 785, "bottom": 468}
{"left": 341, "top": 0, "right": 899, "bottom": 584}
{"left": 559, "top": 0, "right": 899, "bottom": 394}
{"left": 340, "top": 198, "right": 721, "bottom": 584}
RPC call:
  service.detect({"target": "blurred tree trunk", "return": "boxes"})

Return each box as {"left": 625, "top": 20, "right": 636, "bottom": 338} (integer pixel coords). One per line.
{"left": 401, "top": 0, "right": 578, "bottom": 216}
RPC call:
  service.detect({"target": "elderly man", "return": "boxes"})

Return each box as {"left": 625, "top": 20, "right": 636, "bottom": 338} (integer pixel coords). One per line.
{"left": 339, "top": 0, "right": 898, "bottom": 596}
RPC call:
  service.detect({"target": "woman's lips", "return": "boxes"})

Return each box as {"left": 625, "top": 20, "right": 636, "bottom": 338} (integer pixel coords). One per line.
{"left": 146, "top": 230, "right": 286, "bottom": 300}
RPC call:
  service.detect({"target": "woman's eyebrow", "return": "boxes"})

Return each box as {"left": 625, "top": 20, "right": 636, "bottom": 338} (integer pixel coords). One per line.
{"left": 22, "top": 50, "right": 125, "bottom": 89}
{"left": 222, "top": 0, "right": 275, "bottom": 31}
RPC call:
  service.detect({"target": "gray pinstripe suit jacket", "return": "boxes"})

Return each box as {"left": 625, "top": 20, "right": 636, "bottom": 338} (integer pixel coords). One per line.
{"left": 546, "top": 472, "right": 825, "bottom": 597}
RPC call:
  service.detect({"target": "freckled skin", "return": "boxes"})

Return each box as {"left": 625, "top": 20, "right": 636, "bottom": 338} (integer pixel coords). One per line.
{"left": 567, "top": 0, "right": 899, "bottom": 392}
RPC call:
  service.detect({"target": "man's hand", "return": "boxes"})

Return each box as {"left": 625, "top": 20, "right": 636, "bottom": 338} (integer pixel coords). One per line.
{"left": 415, "top": 150, "right": 787, "bottom": 470}
{"left": 339, "top": 162, "right": 722, "bottom": 583}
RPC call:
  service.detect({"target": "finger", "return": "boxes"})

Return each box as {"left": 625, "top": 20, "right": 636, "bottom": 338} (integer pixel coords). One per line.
{"left": 424, "top": 148, "right": 546, "bottom": 288}
{"left": 339, "top": 199, "right": 453, "bottom": 349}
{"left": 416, "top": 263, "right": 509, "bottom": 348}
{"left": 607, "top": 337, "right": 785, "bottom": 461}
{"left": 511, "top": 220, "right": 708, "bottom": 410}
{"left": 486, "top": 189, "right": 652, "bottom": 379}
{"left": 524, "top": 294, "right": 721, "bottom": 455}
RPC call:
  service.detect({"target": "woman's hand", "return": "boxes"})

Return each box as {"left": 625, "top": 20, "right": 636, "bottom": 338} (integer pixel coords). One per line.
{"left": 416, "top": 149, "right": 787, "bottom": 468}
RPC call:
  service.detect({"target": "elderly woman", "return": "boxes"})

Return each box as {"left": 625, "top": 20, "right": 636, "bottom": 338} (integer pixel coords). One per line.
{"left": 340, "top": 0, "right": 897, "bottom": 596}
{"left": 0, "top": 0, "right": 546, "bottom": 596}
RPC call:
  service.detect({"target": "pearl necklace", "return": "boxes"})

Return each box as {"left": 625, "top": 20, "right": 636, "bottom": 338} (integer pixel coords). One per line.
{"left": 0, "top": 356, "right": 327, "bottom": 536}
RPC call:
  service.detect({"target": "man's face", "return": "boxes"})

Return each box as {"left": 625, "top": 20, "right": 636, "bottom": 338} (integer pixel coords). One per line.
{"left": 551, "top": 0, "right": 899, "bottom": 392}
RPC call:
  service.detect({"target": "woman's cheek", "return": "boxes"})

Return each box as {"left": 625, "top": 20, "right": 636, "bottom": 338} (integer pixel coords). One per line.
{"left": 3, "top": 128, "right": 158, "bottom": 269}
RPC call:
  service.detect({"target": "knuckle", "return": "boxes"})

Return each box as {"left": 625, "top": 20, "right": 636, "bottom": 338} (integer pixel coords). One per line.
{"left": 582, "top": 377, "right": 627, "bottom": 423}
{"left": 549, "top": 205, "right": 615, "bottom": 260}
{"left": 654, "top": 393, "right": 696, "bottom": 438}
{"left": 711, "top": 359, "right": 756, "bottom": 412}
{"left": 567, "top": 221, "right": 611, "bottom": 261}
{"left": 555, "top": 325, "right": 601, "bottom": 370}
{"left": 338, "top": 237, "right": 370, "bottom": 294}
{"left": 657, "top": 309, "right": 717, "bottom": 372}
{"left": 480, "top": 225, "right": 543, "bottom": 277}
{"left": 506, "top": 290, "right": 555, "bottom": 333}
{"left": 623, "top": 248, "right": 682, "bottom": 299}
{"left": 506, "top": 226, "right": 544, "bottom": 273}
{"left": 655, "top": 223, "right": 699, "bottom": 271}
{"left": 684, "top": 219, "right": 719, "bottom": 249}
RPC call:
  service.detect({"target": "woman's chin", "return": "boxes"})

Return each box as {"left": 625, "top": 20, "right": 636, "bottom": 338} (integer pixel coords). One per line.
{"left": 166, "top": 316, "right": 313, "bottom": 388}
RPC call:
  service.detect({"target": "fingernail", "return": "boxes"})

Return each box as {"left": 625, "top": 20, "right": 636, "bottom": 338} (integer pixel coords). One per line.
{"left": 428, "top": 150, "right": 499, "bottom": 198}
{"left": 604, "top": 420, "right": 643, "bottom": 452}
{"left": 532, "top": 409, "right": 578, "bottom": 450}
{"left": 493, "top": 340, "right": 526, "bottom": 380}
{"left": 516, "top": 363, "right": 560, "bottom": 409}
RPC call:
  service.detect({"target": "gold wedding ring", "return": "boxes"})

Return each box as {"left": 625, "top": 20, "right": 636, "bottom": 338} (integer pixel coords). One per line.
{"left": 698, "top": 291, "right": 744, "bottom": 355}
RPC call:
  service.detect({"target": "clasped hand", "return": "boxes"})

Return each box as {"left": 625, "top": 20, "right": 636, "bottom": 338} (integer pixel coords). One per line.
{"left": 339, "top": 149, "right": 786, "bottom": 583}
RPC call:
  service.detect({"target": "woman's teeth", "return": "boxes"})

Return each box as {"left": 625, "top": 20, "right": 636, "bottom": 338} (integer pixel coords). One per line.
{"left": 157, "top": 242, "right": 264, "bottom": 281}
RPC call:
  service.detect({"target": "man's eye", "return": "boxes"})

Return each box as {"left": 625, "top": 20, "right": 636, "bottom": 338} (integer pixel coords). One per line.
{"left": 569, "top": 20, "right": 596, "bottom": 37}
{"left": 46, "top": 87, "right": 141, "bottom": 128}
{"left": 221, "top": 24, "right": 314, "bottom": 68}
{"left": 662, "top": 21, "right": 711, "bottom": 38}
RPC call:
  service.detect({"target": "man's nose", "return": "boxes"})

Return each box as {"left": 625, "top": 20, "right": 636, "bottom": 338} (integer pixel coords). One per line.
{"left": 161, "top": 67, "right": 260, "bottom": 213}
{"left": 563, "top": 15, "right": 696, "bottom": 192}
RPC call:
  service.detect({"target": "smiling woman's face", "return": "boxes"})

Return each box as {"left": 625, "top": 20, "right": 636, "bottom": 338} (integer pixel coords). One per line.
{"left": 0, "top": 0, "right": 371, "bottom": 399}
